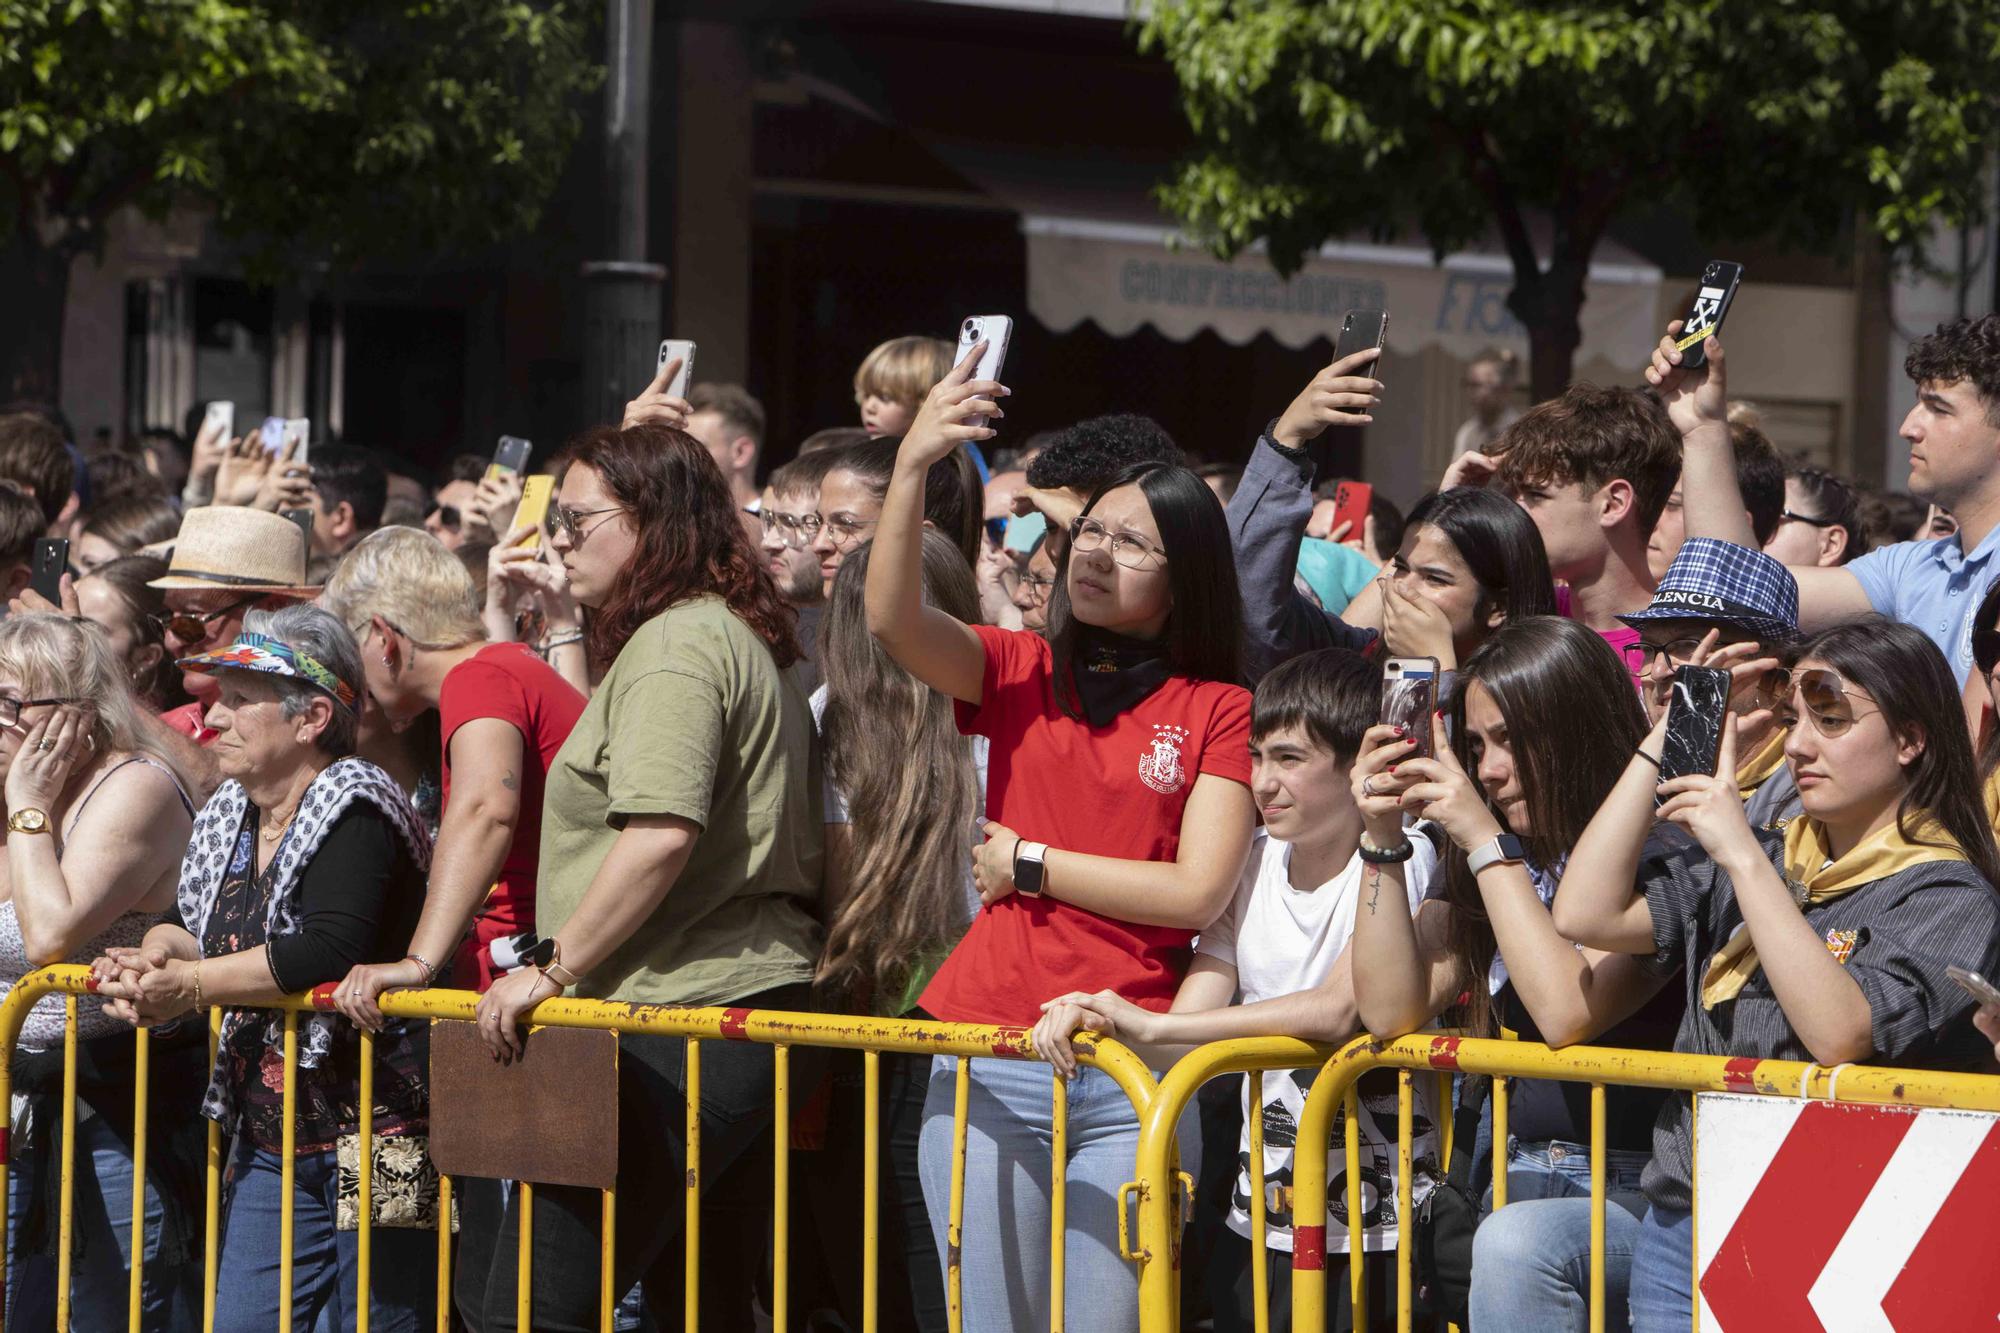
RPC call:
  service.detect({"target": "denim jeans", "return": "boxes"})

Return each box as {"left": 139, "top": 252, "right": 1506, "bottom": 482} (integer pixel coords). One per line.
{"left": 456, "top": 981, "right": 820, "bottom": 1333}
{"left": 1626, "top": 1204, "right": 1694, "bottom": 1333}
{"left": 211, "top": 1138, "right": 437, "bottom": 1333}
{"left": 917, "top": 1055, "right": 1198, "bottom": 1333}
{"left": 1466, "top": 1139, "right": 1650, "bottom": 1333}
{"left": 6, "top": 1109, "right": 194, "bottom": 1333}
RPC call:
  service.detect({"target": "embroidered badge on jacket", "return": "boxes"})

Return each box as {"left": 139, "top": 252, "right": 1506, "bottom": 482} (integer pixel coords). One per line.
{"left": 1138, "top": 724, "right": 1190, "bottom": 795}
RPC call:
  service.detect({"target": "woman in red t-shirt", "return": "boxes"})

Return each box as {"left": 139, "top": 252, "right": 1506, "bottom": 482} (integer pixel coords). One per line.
{"left": 318, "top": 527, "right": 586, "bottom": 1016}
{"left": 865, "top": 348, "right": 1256, "bottom": 1333}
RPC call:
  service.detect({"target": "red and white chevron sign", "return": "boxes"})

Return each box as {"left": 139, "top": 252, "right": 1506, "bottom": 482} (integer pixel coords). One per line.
{"left": 1696, "top": 1094, "right": 2000, "bottom": 1331}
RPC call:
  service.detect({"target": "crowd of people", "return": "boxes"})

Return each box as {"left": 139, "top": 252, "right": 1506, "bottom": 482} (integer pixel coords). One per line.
{"left": 0, "top": 307, "right": 1996, "bottom": 1333}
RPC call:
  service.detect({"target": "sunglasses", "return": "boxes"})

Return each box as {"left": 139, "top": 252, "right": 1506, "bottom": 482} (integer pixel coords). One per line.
{"left": 426, "top": 503, "right": 462, "bottom": 531}
{"left": 1778, "top": 508, "right": 1837, "bottom": 528}
{"left": 1769, "top": 667, "right": 1882, "bottom": 738}
{"left": 164, "top": 597, "right": 257, "bottom": 645}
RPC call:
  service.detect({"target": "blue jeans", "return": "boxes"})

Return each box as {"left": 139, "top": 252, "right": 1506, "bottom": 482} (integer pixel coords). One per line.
{"left": 211, "top": 1138, "right": 436, "bottom": 1333}
{"left": 1466, "top": 1140, "right": 1650, "bottom": 1332}
{"left": 1626, "top": 1204, "right": 1693, "bottom": 1333}
{"left": 6, "top": 1109, "right": 192, "bottom": 1332}
{"left": 918, "top": 1056, "right": 1197, "bottom": 1333}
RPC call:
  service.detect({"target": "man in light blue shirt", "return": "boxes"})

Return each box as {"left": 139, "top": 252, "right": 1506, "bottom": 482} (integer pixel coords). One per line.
{"left": 1650, "top": 313, "right": 2000, "bottom": 686}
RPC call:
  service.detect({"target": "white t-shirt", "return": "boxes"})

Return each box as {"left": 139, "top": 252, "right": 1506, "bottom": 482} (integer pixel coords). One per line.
{"left": 1197, "top": 828, "right": 1442, "bottom": 1253}
{"left": 810, "top": 683, "right": 990, "bottom": 927}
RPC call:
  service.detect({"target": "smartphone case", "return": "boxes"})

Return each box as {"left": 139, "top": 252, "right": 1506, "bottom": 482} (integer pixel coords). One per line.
{"left": 954, "top": 315, "right": 1013, "bottom": 429}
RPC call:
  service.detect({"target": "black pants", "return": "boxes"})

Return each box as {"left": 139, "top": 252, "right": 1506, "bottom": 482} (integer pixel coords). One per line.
{"left": 455, "top": 981, "right": 823, "bottom": 1332}
{"left": 1210, "top": 1226, "right": 1399, "bottom": 1333}
{"left": 797, "top": 1048, "right": 947, "bottom": 1332}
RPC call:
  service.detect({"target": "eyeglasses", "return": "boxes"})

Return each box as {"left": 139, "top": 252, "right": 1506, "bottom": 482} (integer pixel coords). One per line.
{"left": 760, "top": 510, "right": 822, "bottom": 548}
{"left": 1778, "top": 508, "right": 1837, "bottom": 528}
{"left": 426, "top": 503, "right": 462, "bottom": 531}
{"left": 1068, "top": 516, "right": 1166, "bottom": 570}
{"left": 1771, "top": 668, "right": 1882, "bottom": 738}
{"left": 164, "top": 597, "right": 257, "bottom": 645}
{"left": 548, "top": 504, "right": 624, "bottom": 544}
{"left": 1633, "top": 636, "right": 1713, "bottom": 671}
{"left": 819, "top": 514, "right": 877, "bottom": 552}
{"left": 0, "top": 696, "right": 83, "bottom": 730}
{"left": 1020, "top": 573, "right": 1056, "bottom": 599}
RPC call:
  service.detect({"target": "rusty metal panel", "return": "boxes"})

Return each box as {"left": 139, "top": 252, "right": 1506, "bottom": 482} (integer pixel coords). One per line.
{"left": 429, "top": 1019, "right": 620, "bottom": 1190}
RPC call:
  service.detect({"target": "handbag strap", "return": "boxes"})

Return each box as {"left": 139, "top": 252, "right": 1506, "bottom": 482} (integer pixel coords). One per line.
{"left": 1444, "top": 1074, "right": 1491, "bottom": 1190}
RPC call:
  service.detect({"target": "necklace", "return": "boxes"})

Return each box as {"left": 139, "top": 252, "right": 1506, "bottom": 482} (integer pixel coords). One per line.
{"left": 261, "top": 795, "right": 304, "bottom": 839}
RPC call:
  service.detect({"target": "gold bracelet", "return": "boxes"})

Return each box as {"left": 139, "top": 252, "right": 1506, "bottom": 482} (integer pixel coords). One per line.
{"left": 192, "top": 960, "right": 202, "bottom": 1012}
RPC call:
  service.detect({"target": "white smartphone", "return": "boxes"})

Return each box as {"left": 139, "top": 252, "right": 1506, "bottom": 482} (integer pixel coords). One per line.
{"left": 954, "top": 315, "right": 1014, "bottom": 429}
{"left": 1948, "top": 965, "right": 2000, "bottom": 1008}
{"left": 259, "top": 416, "right": 286, "bottom": 454}
{"left": 657, "top": 340, "right": 696, "bottom": 399}
{"left": 282, "top": 418, "right": 311, "bottom": 469}
{"left": 203, "top": 400, "right": 235, "bottom": 443}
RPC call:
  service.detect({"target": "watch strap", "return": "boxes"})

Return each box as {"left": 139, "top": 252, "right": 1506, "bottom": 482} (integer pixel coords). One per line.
{"left": 1467, "top": 833, "right": 1526, "bottom": 876}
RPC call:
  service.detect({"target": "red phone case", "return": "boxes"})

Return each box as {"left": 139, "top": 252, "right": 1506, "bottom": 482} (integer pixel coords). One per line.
{"left": 1331, "top": 481, "right": 1373, "bottom": 541}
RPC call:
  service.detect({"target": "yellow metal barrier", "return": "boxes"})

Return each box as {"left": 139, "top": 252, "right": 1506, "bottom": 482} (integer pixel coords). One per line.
{"left": 0, "top": 965, "right": 1164, "bottom": 1333}
{"left": 1131, "top": 1033, "right": 2000, "bottom": 1333}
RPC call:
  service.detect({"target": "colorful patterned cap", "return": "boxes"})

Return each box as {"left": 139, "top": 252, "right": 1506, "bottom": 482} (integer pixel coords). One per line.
{"left": 176, "top": 633, "right": 360, "bottom": 714}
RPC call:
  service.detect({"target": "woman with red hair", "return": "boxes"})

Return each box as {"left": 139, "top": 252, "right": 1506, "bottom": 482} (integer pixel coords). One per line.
{"left": 465, "top": 423, "right": 824, "bottom": 1329}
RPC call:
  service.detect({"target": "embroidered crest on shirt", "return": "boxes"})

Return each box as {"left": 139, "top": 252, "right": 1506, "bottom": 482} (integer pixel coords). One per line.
{"left": 1824, "top": 927, "right": 1859, "bottom": 964}
{"left": 1138, "top": 724, "right": 1190, "bottom": 794}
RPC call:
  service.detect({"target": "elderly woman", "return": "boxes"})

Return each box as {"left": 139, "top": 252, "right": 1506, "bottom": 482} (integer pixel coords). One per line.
{"left": 94, "top": 604, "right": 436, "bottom": 1333}
{"left": 0, "top": 613, "right": 204, "bottom": 1331}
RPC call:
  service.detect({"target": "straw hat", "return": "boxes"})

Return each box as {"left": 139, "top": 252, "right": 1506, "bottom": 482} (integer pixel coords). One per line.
{"left": 147, "top": 506, "right": 319, "bottom": 596}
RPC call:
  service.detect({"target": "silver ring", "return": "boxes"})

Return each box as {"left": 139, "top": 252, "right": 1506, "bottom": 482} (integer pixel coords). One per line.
{"left": 1362, "top": 774, "right": 1380, "bottom": 796}
{"left": 36, "top": 740, "right": 54, "bottom": 752}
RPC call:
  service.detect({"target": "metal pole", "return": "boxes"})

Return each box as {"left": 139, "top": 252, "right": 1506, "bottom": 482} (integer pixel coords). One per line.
{"left": 582, "top": 0, "right": 666, "bottom": 428}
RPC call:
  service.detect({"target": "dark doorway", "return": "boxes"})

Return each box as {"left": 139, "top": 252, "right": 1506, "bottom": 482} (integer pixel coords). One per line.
{"left": 341, "top": 303, "right": 468, "bottom": 471}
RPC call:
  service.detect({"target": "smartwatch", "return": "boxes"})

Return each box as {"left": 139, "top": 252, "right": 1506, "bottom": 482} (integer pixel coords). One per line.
{"left": 524, "top": 936, "right": 558, "bottom": 970}
{"left": 1013, "top": 840, "right": 1049, "bottom": 897}
{"left": 1467, "top": 833, "right": 1526, "bottom": 876}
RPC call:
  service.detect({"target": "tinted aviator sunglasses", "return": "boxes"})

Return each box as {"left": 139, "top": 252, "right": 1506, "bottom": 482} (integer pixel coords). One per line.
{"left": 1766, "top": 667, "right": 1881, "bottom": 738}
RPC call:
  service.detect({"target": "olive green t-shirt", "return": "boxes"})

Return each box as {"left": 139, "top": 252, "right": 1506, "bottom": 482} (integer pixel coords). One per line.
{"left": 537, "top": 596, "right": 823, "bottom": 1006}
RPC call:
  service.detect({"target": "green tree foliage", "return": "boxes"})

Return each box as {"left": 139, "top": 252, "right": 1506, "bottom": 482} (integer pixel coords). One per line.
{"left": 1141, "top": 0, "right": 2000, "bottom": 398}
{"left": 0, "top": 0, "right": 600, "bottom": 399}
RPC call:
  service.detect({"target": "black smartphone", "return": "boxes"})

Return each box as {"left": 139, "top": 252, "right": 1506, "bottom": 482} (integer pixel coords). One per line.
{"left": 1672, "top": 261, "right": 1744, "bottom": 371}
{"left": 281, "top": 508, "right": 314, "bottom": 560}
{"left": 1659, "top": 664, "right": 1733, "bottom": 787}
{"left": 29, "top": 538, "right": 66, "bottom": 605}
{"left": 1334, "top": 309, "right": 1389, "bottom": 370}
{"left": 1380, "top": 657, "right": 1439, "bottom": 760}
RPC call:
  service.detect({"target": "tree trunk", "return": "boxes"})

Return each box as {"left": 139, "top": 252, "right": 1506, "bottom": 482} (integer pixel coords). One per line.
{"left": 0, "top": 232, "right": 71, "bottom": 406}
{"left": 1506, "top": 258, "right": 1590, "bottom": 403}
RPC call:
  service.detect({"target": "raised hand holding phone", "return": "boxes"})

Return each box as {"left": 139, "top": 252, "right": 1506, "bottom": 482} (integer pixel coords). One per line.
{"left": 897, "top": 342, "right": 1007, "bottom": 474}
{"left": 622, "top": 344, "right": 695, "bottom": 431}
{"left": 1273, "top": 311, "right": 1386, "bottom": 449}
{"left": 1646, "top": 261, "right": 1742, "bottom": 440}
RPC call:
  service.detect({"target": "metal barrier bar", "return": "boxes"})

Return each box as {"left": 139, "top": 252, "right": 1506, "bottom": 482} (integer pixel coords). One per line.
{"left": 358, "top": 1027, "right": 374, "bottom": 1333}
{"left": 203, "top": 1006, "right": 220, "bottom": 1333}
{"left": 773, "top": 1042, "right": 791, "bottom": 1333}
{"left": 1246, "top": 1069, "right": 1267, "bottom": 1333}
{"left": 434, "top": 1174, "right": 453, "bottom": 1333}
{"left": 1341, "top": 1085, "right": 1362, "bottom": 1315}
{"left": 863, "top": 1049, "right": 880, "bottom": 1333}
{"left": 599, "top": 1188, "right": 615, "bottom": 1333}
{"left": 126, "top": 1026, "right": 149, "bottom": 1333}
{"left": 280, "top": 1009, "right": 298, "bottom": 1330}
{"left": 516, "top": 1180, "right": 533, "bottom": 1327}
{"left": 1395, "top": 1071, "right": 1413, "bottom": 1332}
{"left": 946, "top": 1055, "right": 970, "bottom": 1333}
{"left": 1049, "top": 1070, "right": 1067, "bottom": 1333}
{"left": 56, "top": 994, "right": 76, "bottom": 1333}
{"left": 684, "top": 1037, "right": 700, "bottom": 1330}
{"left": 1589, "top": 1081, "right": 1606, "bottom": 1333}
{"left": 1491, "top": 1073, "right": 1509, "bottom": 1211}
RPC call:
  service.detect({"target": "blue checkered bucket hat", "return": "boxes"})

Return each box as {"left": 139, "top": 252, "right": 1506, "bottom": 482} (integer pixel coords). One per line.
{"left": 1617, "top": 538, "right": 1799, "bottom": 644}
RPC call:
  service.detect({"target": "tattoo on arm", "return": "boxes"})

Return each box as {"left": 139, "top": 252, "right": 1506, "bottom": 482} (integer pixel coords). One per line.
{"left": 1365, "top": 864, "right": 1382, "bottom": 915}
{"left": 502, "top": 770, "right": 518, "bottom": 791}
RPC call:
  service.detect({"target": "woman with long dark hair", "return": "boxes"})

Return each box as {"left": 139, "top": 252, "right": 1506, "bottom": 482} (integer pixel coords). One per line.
{"left": 1557, "top": 616, "right": 2000, "bottom": 1332}
{"left": 809, "top": 530, "right": 985, "bottom": 1331}
{"left": 1374, "top": 486, "right": 1558, "bottom": 670}
{"left": 1349, "top": 615, "right": 1688, "bottom": 1331}
{"left": 464, "top": 423, "right": 823, "bottom": 1329}
{"left": 865, "top": 350, "right": 1255, "bottom": 1332}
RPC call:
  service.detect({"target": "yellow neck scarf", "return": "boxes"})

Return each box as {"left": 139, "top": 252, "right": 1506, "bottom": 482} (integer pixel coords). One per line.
{"left": 1984, "top": 767, "right": 2000, "bottom": 827}
{"left": 1734, "top": 726, "right": 1790, "bottom": 800}
{"left": 1700, "top": 814, "right": 1967, "bottom": 1009}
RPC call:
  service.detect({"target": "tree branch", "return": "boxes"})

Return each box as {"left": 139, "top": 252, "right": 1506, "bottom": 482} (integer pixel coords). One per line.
{"left": 1458, "top": 126, "right": 1541, "bottom": 285}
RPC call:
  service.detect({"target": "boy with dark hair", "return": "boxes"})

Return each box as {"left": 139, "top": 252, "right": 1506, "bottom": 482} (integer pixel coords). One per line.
{"left": 687, "top": 382, "right": 766, "bottom": 514}
{"left": 1486, "top": 385, "right": 1680, "bottom": 680}
{"left": 1031, "top": 648, "right": 1437, "bottom": 1331}
{"left": 307, "top": 444, "right": 388, "bottom": 557}
{"left": 1659, "top": 313, "right": 2000, "bottom": 686}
